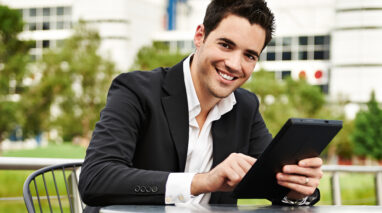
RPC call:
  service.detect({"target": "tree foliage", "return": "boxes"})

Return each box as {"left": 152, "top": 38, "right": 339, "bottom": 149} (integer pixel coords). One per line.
{"left": 350, "top": 91, "right": 382, "bottom": 160}
{"left": 130, "top": 41, "right": 189, "bottom": 71}
{"left": 243, "top": 70, "right": 326, "bottom": 135}
{"left": 0, "top": 5, "right": 33, "bottom": 141}
{"left": 21, "top": 21, "right": 118, "bottom": 141}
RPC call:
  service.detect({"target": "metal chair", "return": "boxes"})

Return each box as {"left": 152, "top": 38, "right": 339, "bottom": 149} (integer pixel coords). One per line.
{"left": 23, "top": 162, "right": 84, "bottom": 213}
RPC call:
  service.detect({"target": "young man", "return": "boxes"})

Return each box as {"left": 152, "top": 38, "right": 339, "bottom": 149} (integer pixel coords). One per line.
{"left": 79, "top": 0, "right": 322, "bottom": 210}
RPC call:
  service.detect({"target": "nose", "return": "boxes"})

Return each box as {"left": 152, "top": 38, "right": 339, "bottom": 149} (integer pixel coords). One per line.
{"left": 225, "top": 51, "right": 241, "bottom": 73}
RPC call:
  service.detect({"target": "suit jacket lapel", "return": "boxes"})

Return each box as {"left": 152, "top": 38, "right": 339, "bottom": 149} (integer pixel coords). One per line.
{"left": 161, "top": 60, "right": 189, "bottom": 172}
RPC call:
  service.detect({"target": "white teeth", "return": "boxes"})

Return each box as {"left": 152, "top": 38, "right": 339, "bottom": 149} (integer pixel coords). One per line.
{"left": 218, "top": 71, "right": 234, "bottom": 81}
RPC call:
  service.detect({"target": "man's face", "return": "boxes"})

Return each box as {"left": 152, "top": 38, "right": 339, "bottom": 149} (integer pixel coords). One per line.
{"left": 192, "top": 14, "right": 266, "bottom": 99}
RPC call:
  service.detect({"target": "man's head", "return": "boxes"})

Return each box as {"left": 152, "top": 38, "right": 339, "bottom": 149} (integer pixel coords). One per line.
{"left": 203, "top": 0, "right": 275, "bottom": 50}
{"left": 190, "top": 0, "right": 275, "bottom": 104}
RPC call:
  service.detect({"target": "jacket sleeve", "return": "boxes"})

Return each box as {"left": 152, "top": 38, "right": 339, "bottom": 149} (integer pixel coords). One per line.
{"left": 78, "top": 74, "right": 170, "bottom": 206}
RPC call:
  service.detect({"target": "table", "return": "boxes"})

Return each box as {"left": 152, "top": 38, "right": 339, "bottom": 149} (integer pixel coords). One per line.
{"left": 100, "top": 204, "right": 382, "bottom": 213}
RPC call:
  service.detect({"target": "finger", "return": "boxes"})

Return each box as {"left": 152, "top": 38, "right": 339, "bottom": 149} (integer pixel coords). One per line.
{"left": 229, "top": 160, "right": 247, "bottom": 178}
{"left": 276, "top": 173, "right": 320, "bottom": 188}
{"left": 277, "top": 180, "right": 316, "bottom": 196}
{"left": 225, "top": 153, "right": 255, "bottom": 174}
{"left": 237, "top": 153, "right": 257, "bottom": 165}
{"left": 235, "top": 156, "right": 256, "bottom": 173}
{"left": 283, "top": 165, "right": 323, "bottom": 178}
{"left": 298, "top": 157, "right": 323, "bottom": 168}
{"left": 224, "top": 167, "right": 242, "bottom": 187}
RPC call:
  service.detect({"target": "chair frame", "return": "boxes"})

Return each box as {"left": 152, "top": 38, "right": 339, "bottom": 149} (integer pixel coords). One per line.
{"left": 23, "top": 162, "right": 84, "bottom": 213}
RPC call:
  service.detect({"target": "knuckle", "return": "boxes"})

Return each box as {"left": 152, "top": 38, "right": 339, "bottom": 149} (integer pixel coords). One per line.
{"left": 318, "top": 171, "right": 324, "bottom": 178}
{"left": 317, "top": 158, "right": 323, "bottom": 165}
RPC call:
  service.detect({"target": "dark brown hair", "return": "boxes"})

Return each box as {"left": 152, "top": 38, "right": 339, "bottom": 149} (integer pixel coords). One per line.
{"left": 203, "top": 0, "right": 275, "bottom": 49}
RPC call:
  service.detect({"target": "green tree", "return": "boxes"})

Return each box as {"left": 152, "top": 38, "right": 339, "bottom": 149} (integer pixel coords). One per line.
{"left": 351, "top": 91, "right": 382, "bottom": 160}
{"left": 243, "top": 70, "right": 326, "bottom": 135}
{"left": 130, "top": 41, "right": 189, "bottom": 71}
{"left": 0, "top": 5, "right": 33, "bottom": 142}
{"left": 21, "top": 21, "right": 118, "bottom": 142}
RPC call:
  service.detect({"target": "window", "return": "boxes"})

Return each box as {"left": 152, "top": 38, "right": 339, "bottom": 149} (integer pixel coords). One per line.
{"left": 282, "top": 37, "right": 292, "bottom": 46}
{"left": 43, "top": 8, "right": 50, "bottom": 16}
{"left": 281, "top": 70, "right": 291, "bottom": 79}
{"left": 260, "top": 35, "right": 330, "bottom": 62}
{"left": 57, "top": 7, "right": 64, "bottom": 16}
{"left": 314, "top": 36, "right": 325, "bottom": 45}
{"left": 42, "top": 40, "right": 50, "bottom": 48}
{"left": 299, "top": 51, "right": 308, "bottom": 60}
{"left": 299, "top": 36, "right": 308, "bottom": 45}
{"left": 43, "top": 22, "right": 50, "bottom": 30}
{"left": 29, "top": 8, "right": 36, "bottom": 16}
{"left": 266, "top": 52, "right": 276, "bottom": 61}
{"left": 29, "top": 23, "right": 37, "bottom": 31}
{"left": 282, "top": 51, "right": 292, "bottom": 60}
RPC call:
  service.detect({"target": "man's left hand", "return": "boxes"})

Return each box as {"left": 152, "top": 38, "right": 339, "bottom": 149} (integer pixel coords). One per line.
{"left": 276, "top": 157, "right": 323, "bottom": 200}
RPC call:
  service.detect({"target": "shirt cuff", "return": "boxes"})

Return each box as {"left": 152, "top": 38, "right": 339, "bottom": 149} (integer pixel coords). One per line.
{"left": 165, "top": 173, "right": 196, "bottom": 204}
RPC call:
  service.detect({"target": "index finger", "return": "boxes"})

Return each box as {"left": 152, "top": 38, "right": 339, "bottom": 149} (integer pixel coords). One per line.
{"left": 298, "top": 157, "right": 322, "bottom": 168}
{"left": 238, "top": 153, "right": 257, "bottom": 165}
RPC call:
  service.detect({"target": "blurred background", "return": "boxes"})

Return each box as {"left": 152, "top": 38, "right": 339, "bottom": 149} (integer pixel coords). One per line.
{"left": 1, "top": 0, "right": 382, "bottom": 211}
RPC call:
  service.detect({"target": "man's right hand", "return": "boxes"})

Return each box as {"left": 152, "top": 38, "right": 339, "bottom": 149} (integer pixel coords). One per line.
{"left": 190, "top": 153, "right": 256, "bottom": 196}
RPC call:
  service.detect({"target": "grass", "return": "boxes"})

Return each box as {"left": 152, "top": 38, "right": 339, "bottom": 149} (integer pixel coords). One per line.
{"left": 0, "top": 144, "right": 379, "bottom": 212}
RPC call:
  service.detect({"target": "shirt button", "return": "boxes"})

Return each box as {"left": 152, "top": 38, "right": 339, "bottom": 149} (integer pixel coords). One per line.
{"left": 165, "top": 197, "right": 172, "bottom": 203}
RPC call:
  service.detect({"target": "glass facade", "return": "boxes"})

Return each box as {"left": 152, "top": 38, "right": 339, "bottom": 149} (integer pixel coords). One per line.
{"left": 21, "top": 6, "right": 72, "bottom": 31}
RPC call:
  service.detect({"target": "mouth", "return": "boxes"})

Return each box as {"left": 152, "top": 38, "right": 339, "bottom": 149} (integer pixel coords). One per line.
{"left": 216, "top": 69, "right": 237, "bottom": 81}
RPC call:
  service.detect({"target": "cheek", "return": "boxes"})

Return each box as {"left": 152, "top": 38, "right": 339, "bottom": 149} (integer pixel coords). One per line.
{"left": 243, "top": 64, "right": 256, "bottom": 77}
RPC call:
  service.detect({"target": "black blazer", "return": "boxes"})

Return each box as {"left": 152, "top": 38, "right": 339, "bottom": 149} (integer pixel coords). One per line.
{"left": 78, "top": 60, "right": 273, "bottom": 207}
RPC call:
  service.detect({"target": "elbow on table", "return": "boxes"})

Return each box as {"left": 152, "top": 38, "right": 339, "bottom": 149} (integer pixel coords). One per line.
{"left": 78, "top": 178, "right": 103, "bottom": 206}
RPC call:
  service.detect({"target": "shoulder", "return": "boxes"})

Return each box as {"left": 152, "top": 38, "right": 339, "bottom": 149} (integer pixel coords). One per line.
{"left": 234, "top": 88, "right": 260, "bottom": 110}
{"left": 113, "top": 67, "right": 168, "bottom": 90}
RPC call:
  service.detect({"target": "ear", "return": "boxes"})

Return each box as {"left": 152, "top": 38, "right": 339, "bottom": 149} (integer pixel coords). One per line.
{"left": 193, "top": 24, "right": 205, "bottom": 49}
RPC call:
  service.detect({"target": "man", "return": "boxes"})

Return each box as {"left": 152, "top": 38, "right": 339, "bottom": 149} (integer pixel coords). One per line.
{"left": 79, "top": 0, "right": 322, "bottom": 210}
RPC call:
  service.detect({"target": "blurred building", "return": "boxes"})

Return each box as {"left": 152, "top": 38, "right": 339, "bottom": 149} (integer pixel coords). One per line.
{"left": 1, "top": 0, "right": 382, "bottom": 117}
{"left": 0, "top": 0, "right": 166, "bottom": 71}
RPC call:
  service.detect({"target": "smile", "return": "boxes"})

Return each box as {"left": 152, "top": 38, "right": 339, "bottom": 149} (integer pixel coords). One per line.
{"left": 217, "top": 70, "right": 236, "bottom": 81}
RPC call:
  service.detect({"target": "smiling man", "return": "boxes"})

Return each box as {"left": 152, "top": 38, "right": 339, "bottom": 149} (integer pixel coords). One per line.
{"left": 79, "top": 0, "right": 322, "bottom": 211}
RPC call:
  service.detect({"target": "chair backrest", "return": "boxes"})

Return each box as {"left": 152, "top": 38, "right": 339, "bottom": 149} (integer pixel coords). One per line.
{"left": 23, "top": 162, "right": 84, "bottom": 213}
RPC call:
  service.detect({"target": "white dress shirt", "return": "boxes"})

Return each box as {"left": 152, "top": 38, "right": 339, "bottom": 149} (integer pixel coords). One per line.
{"left": 165, "top": 55, "right": 236, "bottom": 204}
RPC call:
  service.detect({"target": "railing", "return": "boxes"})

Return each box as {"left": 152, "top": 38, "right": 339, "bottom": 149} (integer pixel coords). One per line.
{"left": 0, "top": 157, "right": 84, "bottom": 170}
{"left": 322, "top": 165, "right": 382, "bottom": 205}
{"left": 1, "top": 157, "right": 382, "bottom": 205}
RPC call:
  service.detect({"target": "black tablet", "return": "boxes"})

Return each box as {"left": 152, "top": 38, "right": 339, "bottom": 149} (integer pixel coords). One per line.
{"left": 233, "top": 118, "right": 342, "bottom": 200}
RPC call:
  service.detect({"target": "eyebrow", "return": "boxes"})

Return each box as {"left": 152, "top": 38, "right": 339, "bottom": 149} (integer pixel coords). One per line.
{"left": 218, "top": 37, "right": 260, "bottom": 59}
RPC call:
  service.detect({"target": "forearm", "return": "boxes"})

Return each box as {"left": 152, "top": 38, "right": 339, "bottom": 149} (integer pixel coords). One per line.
{"left": 79, "top": 160, "right": 170, "bottom": 206}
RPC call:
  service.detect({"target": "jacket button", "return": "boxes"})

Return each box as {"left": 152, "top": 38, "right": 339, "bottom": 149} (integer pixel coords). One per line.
{"left": 145, "top": 186, "right": 151, "bottom": 192}
{"left": 152, "top": 186, "right": 158, "bottom": 192}
{"left": 140, "top": 186, "right": 146, "bottom": 193}
{"left": 134, "top": 186, "right": 140, "bottom": 192}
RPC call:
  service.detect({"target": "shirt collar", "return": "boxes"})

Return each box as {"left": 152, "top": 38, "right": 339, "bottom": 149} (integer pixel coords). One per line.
{"left": 183, "top": 54, "right": 236, "bottom": 122}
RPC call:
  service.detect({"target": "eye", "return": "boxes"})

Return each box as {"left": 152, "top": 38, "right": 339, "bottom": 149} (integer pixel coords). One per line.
{"left": 246, "top": 54, "right": 257, "bottom": 61}
{"left": 219, "top": 42, "right": 230, "bottom": 49}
